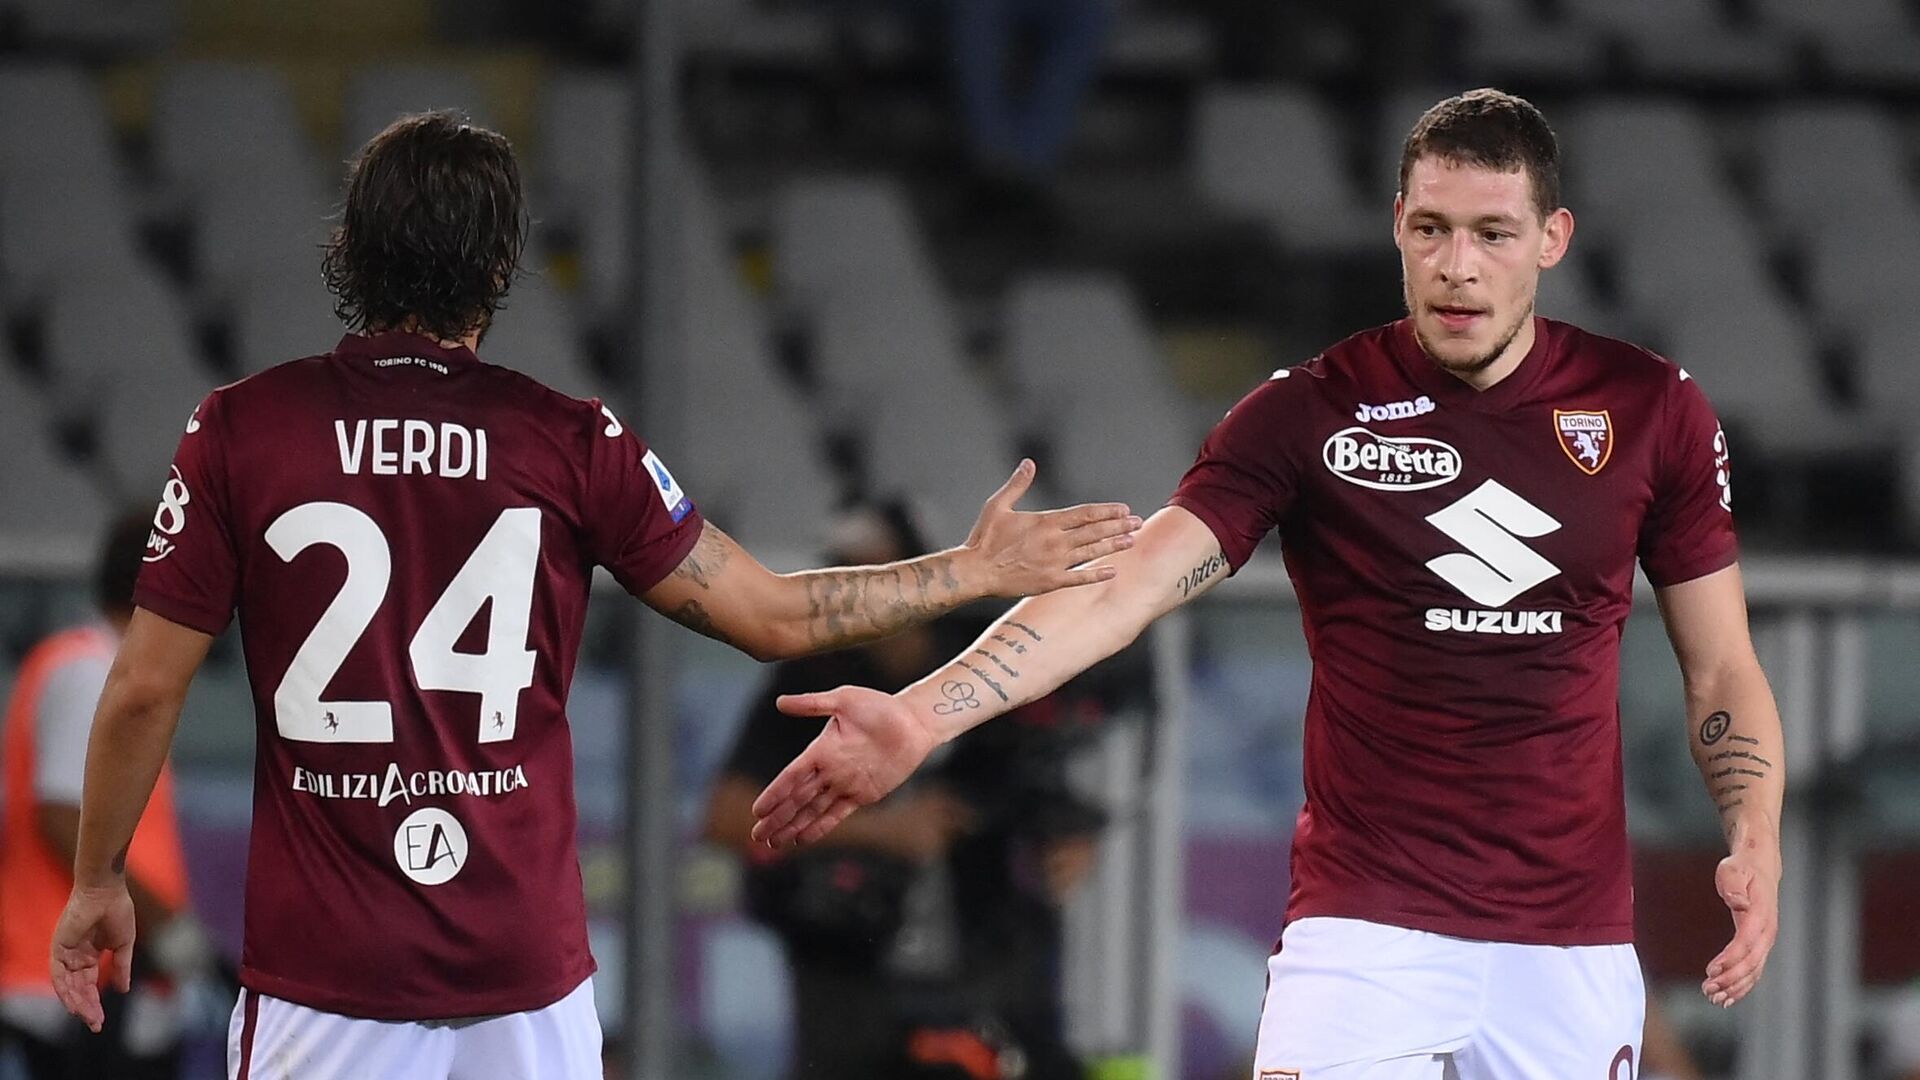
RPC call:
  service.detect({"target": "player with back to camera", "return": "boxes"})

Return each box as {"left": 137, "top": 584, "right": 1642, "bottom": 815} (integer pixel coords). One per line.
{"left": 45, "top": 111, "right": 1142, "bottom": 1079}
{"left": 753, "top": 89, "right": 1785, "bottom": 1078}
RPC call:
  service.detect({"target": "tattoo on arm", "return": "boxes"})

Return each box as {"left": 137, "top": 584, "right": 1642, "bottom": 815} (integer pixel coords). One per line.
{"left": 1006, "top": 621, "right": 1044, "bottom": 642}
{"left": 1176, "top": 551, "right": 1230, "bottom": 598}
{"left": 989, "top": 632, "right": 1028, "bottom": 656}
{"left": 972, "top": 647, "right": 1020, "bottom": 680}
{"left": 799, "top": 553, "right": 959, "bottom": 651}
{"left": 671, "top": 522, "right": 735, "bottom": 589}
{"left": 663, "top": 598, "right": 741, "bottom": 649}
{"left": 111, "top": 845, "right": 128, "bottom": 876}
{"left": 958, "top": 661, "right": 1010, "bottom": 703}
{"left": 1699, "top": 711, "right": 1731, "bottom": 745}
{"left": 931, "top": 680, "right": 982, "bottom": 716}
{"left": 1696, "top": 710, "right": 1774, "bottom": 821}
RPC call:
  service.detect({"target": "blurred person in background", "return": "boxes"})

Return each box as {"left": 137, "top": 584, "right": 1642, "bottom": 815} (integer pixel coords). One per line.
{"left": 1887, "top": 981, "right": 1920, "bottom": 1080}
{"left": 945, "top": 0, "right": 1114, "bottom": 217}
{"left": 706, "top": 499, "right": 1103, "bottom": 1080}
{"left": 1639, "top": 995, "right": 1703, "bottom": 1080}
{"left": 0, "top": 513, "right": 197, "bottom": 1080}
{"left": 44, "top": 111, "right": 1138, "bottom": 1080}
{"left": 755, "top": 88, "right": 1787, "bottom": 1079}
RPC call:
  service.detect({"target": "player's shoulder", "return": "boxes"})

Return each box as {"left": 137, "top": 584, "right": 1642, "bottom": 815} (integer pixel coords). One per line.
{"left": 1547, "top": 317, "right": 1694, "bottom": 402}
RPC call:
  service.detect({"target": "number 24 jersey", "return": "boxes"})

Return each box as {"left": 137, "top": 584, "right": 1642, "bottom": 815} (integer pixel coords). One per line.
{"left": 1171, "top": 317, "right": 1737, "bottom": 946}
{"left": 135, "top": 332, "right": 703, "bottom": 1019}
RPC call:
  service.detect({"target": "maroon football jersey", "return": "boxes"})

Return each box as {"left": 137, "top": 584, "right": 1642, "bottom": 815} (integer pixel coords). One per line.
{"left": 1171, "top": 317, "right": 1736, "bottom": 946}
{"left": 134, "top": 332, "right": 702, "bottom": 1018}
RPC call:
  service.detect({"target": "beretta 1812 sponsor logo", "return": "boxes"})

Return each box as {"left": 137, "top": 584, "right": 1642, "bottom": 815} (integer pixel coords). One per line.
{"left": 1322, "top": 426, "right": 1462, "bottom": 491}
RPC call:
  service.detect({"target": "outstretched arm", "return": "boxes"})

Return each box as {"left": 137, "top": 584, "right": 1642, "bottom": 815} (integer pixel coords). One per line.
{"left": 1655, "top": 563, "right": 1784, "bottom": 1009}
{"left": 51, "top": 608, "right": 212, "bottom": 1032}
{"left": 751, "top": 505, "right": 1228, "bottom": 846}
{"left": 642, "top": 460, "right": 1141, "bottom": 662}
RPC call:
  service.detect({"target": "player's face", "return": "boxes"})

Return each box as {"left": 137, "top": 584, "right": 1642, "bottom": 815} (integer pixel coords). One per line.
{"left": 1394, "top": 157, "right": 1573, "bottom": 379}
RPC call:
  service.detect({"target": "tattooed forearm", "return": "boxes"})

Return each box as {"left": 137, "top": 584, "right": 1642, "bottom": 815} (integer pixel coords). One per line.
{"left": 990, "top": 632, "right": 1028, "bottom": 656}
{"left": 110, "top": 845, "right": 128, "bottom": 876}
{"left": 931, "top": 679, "right": 982, "bottom": 716}
{"left": 972, "top": 647, "right": 1020, "bottom": 680}
{"left": 1708, "top": 750, "right": 1774, "bottom": 768}
{"left": 1177, "top": 550, "right": 1230, "bottom": 598}
{"left": 1699, "top": 711, "right": 1731, "bottom": 745}
{"left": 1006, "top": 621, "right": 1044, "bottom": 642}
{"left": 958, "top": 661, "right": 1010, "bottom": 703}
{"left": 665, "top": 598, "right": 741, "bottom": 649}
{"left": 1692, "top": 708, "right": 1781, "bottom": 833}
{"left": 797, "top": 553, "right": 963, "bottom": 652}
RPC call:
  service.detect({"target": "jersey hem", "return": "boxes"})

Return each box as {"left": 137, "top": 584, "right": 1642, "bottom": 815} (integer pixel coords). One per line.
{"left": 237, "top": 957, "right": 597, "bottom": 1021}
{"left": 1167, "top": 495, "right": 1255, "bottom": 572}
{"left": 1286, "top": 903, "right": 1633, "bottom": 947}
{"left": 1643, "top": 544, "right": 1739, "bottom": 589}
{"left": 132, "top": 586, "right": 231, "bottom": 637}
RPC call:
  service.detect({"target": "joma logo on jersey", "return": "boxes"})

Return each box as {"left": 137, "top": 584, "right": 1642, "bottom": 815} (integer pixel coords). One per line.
{"left": 1322, "top": 427, "right": 1461, "bottom": 491}
{"left": 1554, "top": 410, "right": 1613, "bottom": 475}
{"left": 1425, "top": 608, "right": 1564, "bottom": 635}
{"left": 1353, "top": 395, "right": 1435, "bottom": 422}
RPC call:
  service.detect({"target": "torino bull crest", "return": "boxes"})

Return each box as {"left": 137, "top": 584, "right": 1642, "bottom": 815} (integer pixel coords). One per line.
{"left": 1554, "top": 409, "right": 1613, "bottom": 476}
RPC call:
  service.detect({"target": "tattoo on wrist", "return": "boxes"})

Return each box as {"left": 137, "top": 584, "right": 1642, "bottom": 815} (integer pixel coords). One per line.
{"left": 671, "top": 523, "right": 735, "bottom": 590}
{"left": 1007, "top": 622, "right": 1044, "bottom": 642}
{"left": 1177, "top": 551, "right": 1229, "bottom": 597}
{"left": 958, "top": 661, "right": 1009, "bottom": 703}
{"left": 1728, "top": 734, "right": 1758, "bottom": 746}
{"left": 666, "top": 599, "right": 740, "bottom": 649}
{"left": 1708, "top": 749, "right": 1774, "bottom": 768}
{"left": 990, "top": 632, "right": 1028, "bottom": 656}
{"left": 932, "top": 680, "right": 982, "bottom": 716}
{"left": 972, "top": 647, "right": 1020, "bottom": 680}
{"left": 1699, "top": 711, "right": 1732, "bottom": 745}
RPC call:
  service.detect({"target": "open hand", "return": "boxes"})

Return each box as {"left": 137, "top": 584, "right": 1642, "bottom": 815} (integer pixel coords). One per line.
{"left": 961, "top": 460, "right": 1140, "bottom": 598}
{"left": 752, "top": 686, "right": 940, "bottom": 848}
{"left": 1702, "top": 846, "right": 1780, "bottom": 1007}
{"left": 50, "top": 882, "right": 135, "bottom": 1033}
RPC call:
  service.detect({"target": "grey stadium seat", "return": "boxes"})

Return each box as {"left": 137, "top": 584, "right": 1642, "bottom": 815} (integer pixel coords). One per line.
{"left": 154, "top": 63, "right": 321, "bottom": 200}
{"left": 1568, "top": 101, "right": 1732, "bottom": 241}
{"left": 864, "top": 365, "right": 1024, "bottom": 526}
{"left": 1, "top": 0, "right": 173, "bottom": 51}
{"left": 230, "top": 255, "right": 345, "bottom": 374}
{"left": 0, "top": 174, "right": 146, "bottom": 298}
{"left": 1756, "top": 104, "right": 1915, "bottom": 240}
{"left": 1611, "top": 202, "right": 1779, "bottom": 330}
{"left": 1569, "top": 0, "right": 1791, "bottom": 85}
{"left": 482, "top": 273, "right": 600, "bottom": 401}
{"left": 1665, "top": 306, "right": 1857, "bottom": 455}
{"left": 343, "top": 65, "right": 492, "bottom": 160}
{"left": 772, "top": 176, "right": 944, "bottom": 319}
{"left": 0, "top": 64, "right": 120, "bottom": 181}
{"left": 537, "top": 73, "right": 629, "bottom": 221}
{"left": 0, "top": 347, "right": 109, "bottom": 545}
{"left": 1441, "top": 0, "right": 1605, "bottom": 87}
{"left": 1003, "top": 273, "right": 1181, "bottom": 429}
{"left": 1193, "top": 87, "right": 1376, "bottom": 254}
{"left": 1804, "top": 212, "right": 1920, "bottom": 332}
{"left": 1752, "top": 0, "right": 1920, "bottom": 87}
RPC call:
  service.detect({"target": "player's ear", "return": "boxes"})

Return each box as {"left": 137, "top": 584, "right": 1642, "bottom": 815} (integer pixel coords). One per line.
{"left": 1390, "top": 193, "right": 1407, "bottom": 247}
{"left": 1537, "top": 206, "right": 1574, "bottom": 270}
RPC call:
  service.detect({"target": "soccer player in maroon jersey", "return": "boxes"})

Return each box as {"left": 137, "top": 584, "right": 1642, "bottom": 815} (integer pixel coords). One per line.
{"left": 752, "top": 89, "right": 1787, "bottom": 1077}
{"left": 45, "top": 112, "right": 1142, "bottom": 1078}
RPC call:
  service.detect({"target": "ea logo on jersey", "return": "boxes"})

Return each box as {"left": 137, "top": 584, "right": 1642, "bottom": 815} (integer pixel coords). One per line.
{"left": 394, "top": 807, "right": 469, "bottom": 886}
{"left": 642, "top": 449, "right": 692, "bottom": 523}
{"left": 1554, "top": 410, "right": 1613, "bottom": 475}
{"left": 1322, "top": 427, "right": 1461, "bottom": 491}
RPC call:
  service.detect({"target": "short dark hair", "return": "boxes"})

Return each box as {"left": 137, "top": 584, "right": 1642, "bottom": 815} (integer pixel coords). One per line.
{"left": 96, "top": 511, "right": 153, "bottom": 618}
{"left": 1399, "top": 89, "right": 1561, "bottom": 218}
{"left": 323, "top": 112, "right": 528, "bottom": 342}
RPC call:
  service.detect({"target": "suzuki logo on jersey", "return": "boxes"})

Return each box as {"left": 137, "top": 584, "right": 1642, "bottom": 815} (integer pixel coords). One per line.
{"left": 1425, "top": 609, "right": 1564, "bottom": 634}
{"left": 1322, "top": 427, "right": 1461, "bottom": 491}
{"left": 1554, "top": 410, "right": 1613, "bottom": 475}
{"left": 395, "top": 807, "right": 468, "bottom": 886}
{"left": 1352, "top": 395, "right": 1435, "bottom": 422}
{"left": 643, "top": 449, "right": 692, "bottom": 523}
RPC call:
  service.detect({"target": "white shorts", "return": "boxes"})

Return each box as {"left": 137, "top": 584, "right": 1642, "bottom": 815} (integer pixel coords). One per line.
{"left": 227, "top": 977, "right": 602, "bottom": 1080}
{"left": 1254, "top": 917, "right": 1644, "bottom": 1080}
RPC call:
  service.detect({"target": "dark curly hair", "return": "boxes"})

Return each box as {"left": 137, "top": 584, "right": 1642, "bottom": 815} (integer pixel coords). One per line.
{"left": 1400, "top": 88, "right": 1561, "bottom": 218}
{"left": 322, "top": 112, "right": 528, "bottom": 342}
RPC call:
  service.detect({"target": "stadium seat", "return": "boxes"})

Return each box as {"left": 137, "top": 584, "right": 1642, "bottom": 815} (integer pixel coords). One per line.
{"left": 0, "top": 64, "right": 120, "bottom": 181}
{"left": 772, "top": 176, "right": 946, "bottom": 320}
{"left": 1002, "top": 272, "right": 1181, "bottom": 430}
{"left": 0, "top": 173, "right": 147, "bottom": 299}
{"left": 1051, "top": 393, "right": 1195, "bottom": 512}
{"left": 2, "top": 0, "right": 174, "bottom": 51}
{"left": 1568, "top": 100, "right": 1733, "bottom": 243}
{"left": 1193, "top": 87, "right": 1376, "bottom": 254}
{"left": 43, "top": 272, "right": 215, "bottom": 497}
{"left": 1803, "top": 212, "right": 1920, "bottom": 332}
{"left": 1665, "top": 304, "right": 1858, "bottom": 454}
{"left": 1570, "top": 0, "right": 1792, "bottom": 84}
{"left": 0, "top": 351, "right": 109, "bottom": 547}
{"left": 154, "top": 62, "right": 321, "bottom": 201}
{"left": 1373, "top": 86, "right": 1463, "bottom": 203}
{"left": 536, "top": 72, "right": 629, "bottom": 222}
{"left": 1756, "top": 104, "right": 1915, "bottom": 242}
{"left": 482, "top": 272, "right": 601, "bottom": 401}
{"left": 343, "top": 65, "right": 493, "bottom": 160}
{"left": 230, "top": 255, "right": 346, "bottom": 374}
{"left": 1611, "top": 202, "right": 1779, "bottom": 331}
{"left": 1536, "top": 255, "right": 1633, "bottom": 343}
{"left": 1752, "top": 0, "right": 1920, "bottom": 87}
{"left": 1441, "top": 0, "right": 1605, "bottom": 87}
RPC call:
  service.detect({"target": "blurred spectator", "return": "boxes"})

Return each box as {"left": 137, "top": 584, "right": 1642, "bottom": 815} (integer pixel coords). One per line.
{"left": 944, "top": 0, "right": 1113, "bottom": 210}
{"left": 0, "top": 513, "right": 203, "bottom": 1080}
{"left": 704, "top": 499, "right": 1105, "bottom": 1079}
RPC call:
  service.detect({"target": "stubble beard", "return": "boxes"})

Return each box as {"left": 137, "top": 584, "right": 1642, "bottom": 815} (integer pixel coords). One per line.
{"left": 1404, "top": 280, "right": 1534, "bottom": 378}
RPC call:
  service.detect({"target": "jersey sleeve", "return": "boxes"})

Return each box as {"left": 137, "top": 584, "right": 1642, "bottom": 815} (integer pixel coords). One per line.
{"left": 1637, "top": 373, "right": 1739, "bottom": 587}
{"left": 580, "top": 400, "right": 705, "bottom": 596}
{"left": 134, "top": 392, "right": 241, "bottom": 635}
{"left": 1168, "top": 375, "right": 1306, "bottom": 571}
